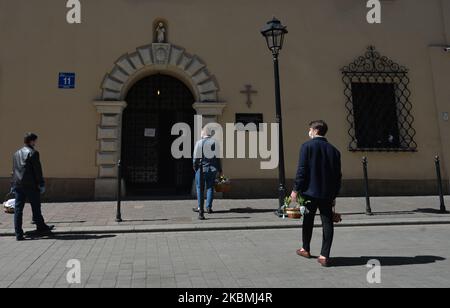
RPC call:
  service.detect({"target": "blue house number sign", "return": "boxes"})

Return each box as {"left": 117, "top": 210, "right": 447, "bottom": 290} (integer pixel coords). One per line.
{"left": 58, "top": 72, "right": 76, "bottom": 89}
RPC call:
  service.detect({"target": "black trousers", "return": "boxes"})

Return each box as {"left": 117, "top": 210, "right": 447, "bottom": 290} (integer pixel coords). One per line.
{"left": 302, "top": 198, "right": 334, "bottom": 259}
{"left": 14, "top": 187, "right": 46, "bottom": 237}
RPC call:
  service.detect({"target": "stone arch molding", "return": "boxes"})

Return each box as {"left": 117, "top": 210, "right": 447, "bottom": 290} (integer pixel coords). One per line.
{"left": 101, "top": 43, "right": 219, "bottom": 102}
{"left": 93, "top": 43, "right": 226, "bottom": 200}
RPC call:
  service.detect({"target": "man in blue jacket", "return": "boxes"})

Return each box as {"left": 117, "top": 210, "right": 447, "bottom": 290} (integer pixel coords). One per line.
{"left": 290, "top": 121, "right": 342, "bottom": 267}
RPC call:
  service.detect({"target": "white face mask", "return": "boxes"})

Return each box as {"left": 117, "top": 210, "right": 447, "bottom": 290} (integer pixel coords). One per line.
{"left": 308, "top": 130, "right": 315, "bottom": 139}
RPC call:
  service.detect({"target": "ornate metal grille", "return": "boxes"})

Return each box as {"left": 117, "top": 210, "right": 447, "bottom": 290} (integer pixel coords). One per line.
{"left": 342, "top": 46, "right": 417, "bottom": 152}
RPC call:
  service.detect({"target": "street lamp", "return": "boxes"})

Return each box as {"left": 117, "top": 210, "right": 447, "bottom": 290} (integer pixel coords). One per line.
{"left": 261, "top": 17, "right": 288, "bottom": 216}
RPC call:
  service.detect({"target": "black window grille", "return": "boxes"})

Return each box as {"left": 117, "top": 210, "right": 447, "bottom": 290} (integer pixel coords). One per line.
{"left": 342, "top": 46, "right": 417, "bottom": 152}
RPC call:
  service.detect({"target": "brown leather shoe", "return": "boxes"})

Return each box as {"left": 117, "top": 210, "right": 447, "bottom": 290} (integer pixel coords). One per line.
{"left": 296, "top": 249, "right": 311, "bottom": 259}
{"left": 317, "top": 257, "right": 330, "bottom": 267}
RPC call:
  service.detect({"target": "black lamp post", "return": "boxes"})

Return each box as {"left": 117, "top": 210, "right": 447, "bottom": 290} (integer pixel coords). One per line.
{"left": 261, "top": 18, "right": 288, "bottom": 216}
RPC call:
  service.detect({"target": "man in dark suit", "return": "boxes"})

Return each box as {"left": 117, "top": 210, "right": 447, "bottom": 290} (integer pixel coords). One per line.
{"left": 290, "top": 121, "right": 342, "bottom": 267}
{"left": 12, "top": 133, "right": 54, "bottom": 241}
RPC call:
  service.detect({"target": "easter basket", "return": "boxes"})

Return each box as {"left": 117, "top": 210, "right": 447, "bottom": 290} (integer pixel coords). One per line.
{"left": 215, "top": 176, "right": 231, "bottom": 193}
{"left": 3, "top": 191, "right": 15, "bottom": 214}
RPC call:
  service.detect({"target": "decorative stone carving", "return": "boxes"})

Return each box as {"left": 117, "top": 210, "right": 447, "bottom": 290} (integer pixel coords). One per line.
{"left": 155, "top": 22, "right": 167, "bottom": 43}
{"left": 100, "top": 140, "right": 118, "bottom": 152}
{"left": 99, "top": 166, "right": 117, "bottom": 178}
{"left": 101, "top": 43, "right": 220, "bottom": 103}
{"left": 101, "top": 114, "right": 120, "bottom": 127}
{"left": 192, "top": 69, "right": 210, "bottom": 85}
{"left": 97, "top": 152, "right": 117, "bottom": 165}
{"left": 97, "top": 127, "right": 118, "bottom": 140}
{"left": 186, "top": 57, "right": 206, "bottom": 76}
{"left": 198, "top": 80, "right": 219, "bottom": 94}
{"left": 116, "top": 55, "right": 137, "bottom": 76}
{"left": 193, "top": 102, "right": 227, "bottom": 116}
{"left": 110, "top": 66, "right": 129, "bottom": 83}
{"left": 93, "top": 101, "right": 127, "bottom": 200}
{"left": 169, "top": 46, "right": 184, "bottom": 65}
{"left": 152, "top": 43, "right": 171, "bottom": 65}
{"left": 129, "top": 52, "right": 144, "bottom": 70}
{"left": 102, "top": 76, "right": 123, "bottom": 93}
{"left": 137, "top": 45, "right": 153, "bottom": 65}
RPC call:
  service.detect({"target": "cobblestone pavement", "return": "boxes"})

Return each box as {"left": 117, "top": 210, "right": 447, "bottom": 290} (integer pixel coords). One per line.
{"left": 0, "top": 225, "right": 449, "bottom": 288}
{"left": 0, "top": 196, "right": 449, "bottom": 232}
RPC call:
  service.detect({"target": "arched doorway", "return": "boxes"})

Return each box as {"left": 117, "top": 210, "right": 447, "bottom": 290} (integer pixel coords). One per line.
{"left": 93, "top": 42, "right": 226, "bottom": 200}
{"left": 121, "top": 74, "right": 195, "bottom": 196}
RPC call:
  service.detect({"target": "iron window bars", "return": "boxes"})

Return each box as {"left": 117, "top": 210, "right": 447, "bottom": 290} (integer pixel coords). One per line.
{"left": 342, "top": 46, "right": 417, "bottom": 152}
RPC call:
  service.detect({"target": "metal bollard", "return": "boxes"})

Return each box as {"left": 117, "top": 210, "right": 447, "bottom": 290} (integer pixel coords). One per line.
{"left": 362, "top": 157, "right": 373, "bottom": 216}
{"left": 435, "top": 156, "right": 447, "bottom": 214}
{"left": 116, "top": 160, "right": 123, "bottom": 222}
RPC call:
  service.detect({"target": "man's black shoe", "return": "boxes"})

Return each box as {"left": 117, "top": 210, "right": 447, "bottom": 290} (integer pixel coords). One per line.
{"left": 192, "top": 208, "right": 200, "bottom": 213}
{"left": 16, "top": 235, "right": 25, "bottom": 242}
{"left": 36, "top": 225, "right": 55, "bottom": 233}
{"left": 207, "top": 208, "right": 214, "bottom": 214}
{"left": 198, "top": 214, "right": 206, "bottom": 220}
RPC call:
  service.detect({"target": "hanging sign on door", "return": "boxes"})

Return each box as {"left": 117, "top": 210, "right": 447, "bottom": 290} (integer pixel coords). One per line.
{"left": 144, "top": 128, "right": 156, "bottom": 138}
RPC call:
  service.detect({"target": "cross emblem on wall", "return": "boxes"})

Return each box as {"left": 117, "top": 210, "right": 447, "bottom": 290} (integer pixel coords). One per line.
{"left": 240, "top": 85, "right": 258, "bottom": 108}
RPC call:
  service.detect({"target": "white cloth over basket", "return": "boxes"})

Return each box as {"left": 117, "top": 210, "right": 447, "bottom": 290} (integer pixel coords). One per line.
{"left": 3, "top": 199, "right": 15, "bottom": 213}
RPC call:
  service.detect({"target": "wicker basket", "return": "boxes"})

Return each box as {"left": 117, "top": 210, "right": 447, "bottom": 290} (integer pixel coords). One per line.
{"left": 3, "top": 192, "right": 15, "bottom": 214}
{"left": 333, "top": 212, "right": 342, "bottom": 223}
{"left": 4, "top": 205, "right": 14, "bottom": 214}
{"left": 215, "top": 183, "right": 231, "bottom": 193}
{"left": 285, "top": 208, "right": 302, "bottom": 219}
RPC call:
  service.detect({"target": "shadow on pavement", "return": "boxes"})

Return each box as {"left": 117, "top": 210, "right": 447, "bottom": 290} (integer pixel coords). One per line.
{"left": 341, "top": 211, "right": 416, "bottom": 216}
{"left": 338, "top": 208, "right": 449, "bottom": 216}
{"left": 414, "top": 208, "right": 450, "bottom": 214}
{"left": 204, "top": 216, "right": 251, "bottom": 221}
{"left": 212, "top": 208, "right": 276, "bottom": 214}
{"left": 24, "top": 233, "right": 117, "bottom": 241}
{"left": 330, "top": 255, "right": 446, "bottom": 267}
{"left": 47, "top": 221, "right": 87, "bottom": 224}
{"left": 121, "top": 219, "right": 168, "bottom": 223}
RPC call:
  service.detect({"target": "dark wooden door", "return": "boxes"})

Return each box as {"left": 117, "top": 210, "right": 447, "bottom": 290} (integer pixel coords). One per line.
{"left": 122, "top": 74, "right": 195, "bottom": 196}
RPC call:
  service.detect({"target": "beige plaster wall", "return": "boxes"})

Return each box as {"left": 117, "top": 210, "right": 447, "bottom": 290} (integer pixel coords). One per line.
{"left": 0, "top": 0, "right": 448, "bottom": 188}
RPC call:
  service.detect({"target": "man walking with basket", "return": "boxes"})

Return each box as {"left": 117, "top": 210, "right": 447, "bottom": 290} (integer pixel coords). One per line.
{"left": 193, "top": 127, "right": 223, "bottom": 220}
{"left": 291, "top": 121, "right": 342, "bottom": 267}
{"left": 12, "top": 133, "right": 54, "bottom": 241}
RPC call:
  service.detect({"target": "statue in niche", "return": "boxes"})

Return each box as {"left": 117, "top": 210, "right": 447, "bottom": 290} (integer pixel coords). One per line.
{"left": 155, "top": 22, "right": 167, "bottom": 43}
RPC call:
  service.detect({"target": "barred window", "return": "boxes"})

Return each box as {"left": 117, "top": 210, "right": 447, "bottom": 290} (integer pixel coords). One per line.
{"left": 342, "top": 46, "right": 417, "bottom": 152}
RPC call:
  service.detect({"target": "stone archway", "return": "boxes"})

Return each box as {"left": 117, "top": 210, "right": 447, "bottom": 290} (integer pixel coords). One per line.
{"left": 93, "top": 43, "right": 226, "bottom": 200}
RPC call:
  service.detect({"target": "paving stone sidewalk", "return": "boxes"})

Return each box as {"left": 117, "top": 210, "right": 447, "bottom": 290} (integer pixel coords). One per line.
{"left": 1, "top": 225, "right": 449, "bottom": 288}
{"left": 0, "top": 196, "right": 449, "bottom": 235}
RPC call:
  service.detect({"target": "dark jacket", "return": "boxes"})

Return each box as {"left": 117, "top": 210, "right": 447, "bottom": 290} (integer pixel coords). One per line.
{"left": 12, "top": 146, "right": 45, "bottom": 190}
{"left": 293, "top": 137, "right": 342, "bottom": 201}
{"left": 193, "top": 137, "right": 223, "bottom": 173}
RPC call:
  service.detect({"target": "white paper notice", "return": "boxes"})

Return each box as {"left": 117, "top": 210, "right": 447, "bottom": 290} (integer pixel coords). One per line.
{"left": 144, "top": 128, "right": 156, "bottom": 137}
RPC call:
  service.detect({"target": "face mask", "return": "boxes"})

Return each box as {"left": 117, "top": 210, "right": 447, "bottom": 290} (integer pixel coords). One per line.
{"left": 308, "top": 130, "right": 315, "bottom": 139}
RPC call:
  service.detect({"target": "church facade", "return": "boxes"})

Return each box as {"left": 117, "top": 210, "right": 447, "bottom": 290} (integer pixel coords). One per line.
{"left": 0, "top": 0, "right": 449, "bottom": 201}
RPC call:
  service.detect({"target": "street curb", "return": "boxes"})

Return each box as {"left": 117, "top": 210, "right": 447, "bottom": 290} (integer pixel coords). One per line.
{"left": 1, "top": 219, "right": 450, "bottom": 237}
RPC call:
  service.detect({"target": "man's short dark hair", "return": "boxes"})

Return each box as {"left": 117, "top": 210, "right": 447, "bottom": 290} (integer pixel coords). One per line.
{"left": 309, "top": 120, "right": 328, "bottom": 136}
{"left": 24, "top": 133, "right": 38, "bottom": 144}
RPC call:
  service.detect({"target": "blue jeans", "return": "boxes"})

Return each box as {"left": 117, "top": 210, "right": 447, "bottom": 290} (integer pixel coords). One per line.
{"left": 196, "top": 169, "right": 217, "bottom": 211}
{"left": 14, "top": 187, "right": 46, "bottom": 237}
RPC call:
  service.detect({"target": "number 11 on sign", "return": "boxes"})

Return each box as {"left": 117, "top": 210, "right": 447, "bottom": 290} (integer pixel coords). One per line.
{"left": 58, "top": 73, "right": 76, "bottom": 89}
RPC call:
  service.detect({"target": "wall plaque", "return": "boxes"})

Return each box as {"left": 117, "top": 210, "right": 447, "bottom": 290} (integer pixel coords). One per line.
{"left": 235, "top": 113, "right": 264, "bottom": 131}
